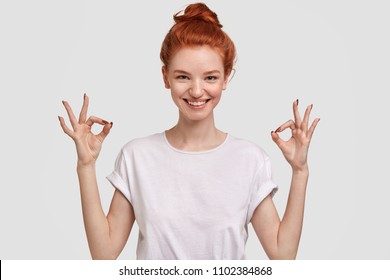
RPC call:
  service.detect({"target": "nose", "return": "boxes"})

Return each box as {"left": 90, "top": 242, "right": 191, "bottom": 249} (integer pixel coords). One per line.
{"left": 189, "top": 80, "right": 203, "bottom": 98}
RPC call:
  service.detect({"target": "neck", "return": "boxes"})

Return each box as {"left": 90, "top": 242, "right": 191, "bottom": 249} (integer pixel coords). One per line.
{"left": 166, "top": 112, "right": 226, "bottom": 151}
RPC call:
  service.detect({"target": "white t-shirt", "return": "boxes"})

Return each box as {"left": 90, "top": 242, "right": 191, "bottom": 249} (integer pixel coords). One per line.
{"left": 106, "top": 132, "right": 278, "bottom": 259}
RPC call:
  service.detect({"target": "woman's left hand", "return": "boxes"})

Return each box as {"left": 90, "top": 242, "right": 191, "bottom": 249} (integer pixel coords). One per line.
{"left": 271, "top": 99, "right": 320, "bottom": 172}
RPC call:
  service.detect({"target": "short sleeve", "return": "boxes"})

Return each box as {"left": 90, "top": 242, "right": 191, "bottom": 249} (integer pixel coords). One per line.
{"left": 106, "top": 149, "right": 133, "bottom": 204}
{"left": 246, "top": 156, "right": 278, "bottom": 224}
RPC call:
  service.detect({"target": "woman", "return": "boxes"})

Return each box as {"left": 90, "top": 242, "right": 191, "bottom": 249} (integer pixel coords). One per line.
{"left": 59, "top": 3, "right": 319, "bottom": 260}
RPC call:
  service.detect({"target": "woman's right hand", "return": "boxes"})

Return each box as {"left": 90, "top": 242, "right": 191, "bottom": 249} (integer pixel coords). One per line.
{"left": 58, "top": 94, "right": 113, "bottom": 166}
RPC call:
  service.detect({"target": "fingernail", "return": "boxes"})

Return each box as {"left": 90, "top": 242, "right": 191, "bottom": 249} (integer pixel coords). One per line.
{"left": 271, "top": 131, "right": 274, "bottom": 135}
{"left": 110, "top": 122, "right": 113, "bottom": 127}
{"left": 84, "top": 93, "right": 86, "bottom": 99}
{"left": 62, "top": 100, "right": 65, "bottom": 104}
{"left": 296, "top": 99, "right": 299, "bottom": 105}
{"left": 311, "top": 104, "right": 313, "bottom": 109}
{"left": 58, "top": 116, "right": 61, "bottom": 121}
{"left": 102, "top": 120, "right": 108, "bottom": 124}
{"left": 275, "top": 127, "right": 281, "bottom": 133}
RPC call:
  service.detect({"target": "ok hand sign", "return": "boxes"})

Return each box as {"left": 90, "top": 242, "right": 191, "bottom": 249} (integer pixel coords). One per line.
{"left": 271, "top": 100, "right": 320, "bottom": 172}
{"left": 58, "top": 94, "right": 113, "bottom": 167}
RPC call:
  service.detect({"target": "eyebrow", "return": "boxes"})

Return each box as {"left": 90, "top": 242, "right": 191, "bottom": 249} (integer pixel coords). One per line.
{"left": 204, "top": 70, "right": 221, "bottom": 75}
{"left": 173, "top": 69, "right": 221, "bottom": 75}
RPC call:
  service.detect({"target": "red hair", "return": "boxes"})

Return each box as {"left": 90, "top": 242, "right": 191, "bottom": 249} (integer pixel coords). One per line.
{"left": 160, "top": 3, "right": 236, "bottom": 77}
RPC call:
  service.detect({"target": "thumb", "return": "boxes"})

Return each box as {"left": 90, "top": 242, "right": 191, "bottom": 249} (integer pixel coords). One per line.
{"left": 271, "top": 131, "right": 284, "bottom": 148}
{"left": 97, "top": 122, "right": 113, "bottom": 142}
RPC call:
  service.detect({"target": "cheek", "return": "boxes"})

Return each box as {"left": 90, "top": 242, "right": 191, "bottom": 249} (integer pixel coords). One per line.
{"left": 170, "top": 81, "right": 225, "bottom": 98}
{"left": 208, "top": 83, "right": 225, "bottom": 97}
{"left": 170, "top": 83, "right": 188, "bottom": 96}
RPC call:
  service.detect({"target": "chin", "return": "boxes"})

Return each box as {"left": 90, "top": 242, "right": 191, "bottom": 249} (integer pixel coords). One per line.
{"left": 179, "top": 109, "right": 214, "bottom": 122}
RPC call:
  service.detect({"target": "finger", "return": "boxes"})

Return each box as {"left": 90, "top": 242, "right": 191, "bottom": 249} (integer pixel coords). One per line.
{"left": 86, "top": 115, "right": 109, "bottom": 127}
{"left": 275, "top": 119, "right": 296, "bottom": 133}
{"left": 58, "top": 116, "right": 74, "bottom": 138}
{"left": 307, "top": 118, "right": 320, "bottom": 139}
{"left": 62, "top": 100, "right": 78, "bottom": 129}
{"left": 97, "top": 122, "right": 113, "bottom": 142}
{"left": 79, "top": 93, "right": 89, "bottom": 124}
{"left": 271, "top": 131, "right": 285, "bottom": 148}
{"left": 293, "top": 99, "right": 302, "bottom": 127}
{"left": 302, "top": 104, "right": 313, "bottom": 132}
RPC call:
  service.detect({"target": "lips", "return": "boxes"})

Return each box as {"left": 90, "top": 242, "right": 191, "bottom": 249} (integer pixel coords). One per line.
{"left": 183, "top": 98, "right": 211, "bottom": 109}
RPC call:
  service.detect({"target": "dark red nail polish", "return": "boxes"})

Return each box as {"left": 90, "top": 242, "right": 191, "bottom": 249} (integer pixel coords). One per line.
{"left": 84, "top": 93, "right": 86, "bottom": 99}
{"left": 110, "top": 122, "right": 113, "bottom": 127}
{"left": 275, "top": 127, "right": 281, "bottom": 133}
{"left": 296, "top": 99, "right": 299, "bottom": 105}
{"left": 102, "top": 120, "right": 108, "bottom": 124}
{"left": 58, "top": 116, "right": 61, "bottom": 121}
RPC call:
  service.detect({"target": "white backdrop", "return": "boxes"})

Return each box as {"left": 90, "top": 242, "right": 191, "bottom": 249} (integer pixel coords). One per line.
{"left": 0, "top": 0, "right": 389, "bottom": 259}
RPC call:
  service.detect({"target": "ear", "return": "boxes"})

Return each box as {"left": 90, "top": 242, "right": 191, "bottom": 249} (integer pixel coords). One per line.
{"left": 162, "top": 66, "right": 170, "bottom": 89}
{"left": 223, "top": 68, "right": 235, "bottom": 91}
{"left": 222, "top": 75, "right": 228, "bottom": 91}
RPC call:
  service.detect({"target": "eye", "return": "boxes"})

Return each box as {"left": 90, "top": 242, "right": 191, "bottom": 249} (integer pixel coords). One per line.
{"left": 176, "top": 75, "right": 189, "bottom": 80}
{"left": 206, "top": 76, "right": 218, "bottom": 81}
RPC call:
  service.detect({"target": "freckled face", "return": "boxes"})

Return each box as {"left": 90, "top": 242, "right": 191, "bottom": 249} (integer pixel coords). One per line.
{"left": 162, "top": 46, "right": 228, "bottom": 122}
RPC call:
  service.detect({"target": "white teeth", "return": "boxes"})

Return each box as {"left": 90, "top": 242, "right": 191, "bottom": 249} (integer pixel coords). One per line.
{"left": 188, "top": 101, "right": 206, "bottom": 106}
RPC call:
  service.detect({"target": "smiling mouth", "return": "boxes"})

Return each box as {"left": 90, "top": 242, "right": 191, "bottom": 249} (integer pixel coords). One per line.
{"left": 183, "top": 99, "right": 211, "bottom": 106}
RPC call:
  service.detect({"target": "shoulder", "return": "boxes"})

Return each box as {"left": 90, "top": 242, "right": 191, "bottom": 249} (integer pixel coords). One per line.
{"left": 227, "top": 134, "right": 270, "bottom": 162}
{"left": 120, "top": 132, "right": 164, "bottom": 155}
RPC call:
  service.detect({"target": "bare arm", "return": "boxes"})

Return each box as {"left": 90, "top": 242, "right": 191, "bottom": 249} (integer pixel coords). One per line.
{"left": 251, "top": 100, "right": 319, "bottom": 259}
{"left": 59, "top": 94, "right": 135, "bottom": 259}
{"left": 251, "top": 169, "right": 308, "bottom": 259}
{"left": 77, "top": 164, "right": 135, "bottom": 259}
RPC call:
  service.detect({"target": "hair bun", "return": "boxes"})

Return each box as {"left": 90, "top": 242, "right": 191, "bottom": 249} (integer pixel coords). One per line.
{"left": 174, "top": 3, "right": 223, "bottom": 28}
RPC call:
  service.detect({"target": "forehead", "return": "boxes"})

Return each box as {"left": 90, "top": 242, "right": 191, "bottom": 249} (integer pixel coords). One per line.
{"left": 169, "top": 46, "right": 224, "bottom": 71}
